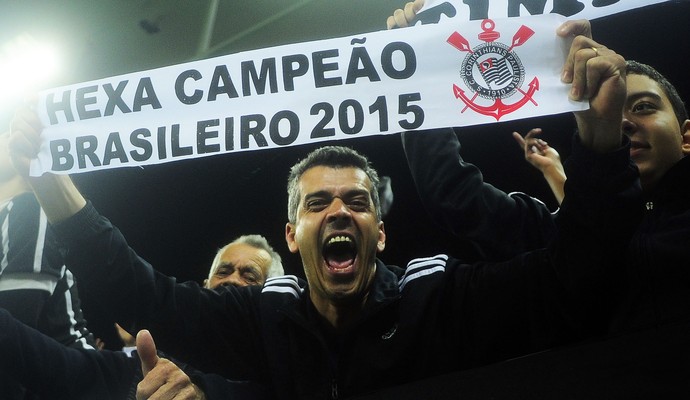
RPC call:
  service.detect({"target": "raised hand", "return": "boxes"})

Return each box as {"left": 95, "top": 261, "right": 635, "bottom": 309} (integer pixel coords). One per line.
{"left": 513, "top": 129, "right": 566, "bottom": 205}
{"left": 557, "top": 19, "right": 626, "bottom": 153}
{"left": 8, "top": 107, "right": 42, "bottom": 179}
{"left": 386, "top": 0, "right": 424, "bottom": 29}
{"left": 136, "top": 330, "right": 206, "bottom": 400}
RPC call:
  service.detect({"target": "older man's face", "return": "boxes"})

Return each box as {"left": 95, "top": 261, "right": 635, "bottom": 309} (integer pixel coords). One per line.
{"left": 285, "top": 166, "right": 385, "bottom": 306}
{"left": 206, "top": 243, "right": 271, "bottom": 289}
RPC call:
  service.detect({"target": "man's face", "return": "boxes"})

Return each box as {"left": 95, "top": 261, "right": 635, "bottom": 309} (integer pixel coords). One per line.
{"left": 624, "top": 74, "right": 690, "bottom": 189}
{"left": 205, "top": 242, "right": 271, "bottom": 289}
{"left": 285, "top": 166, "right": 385, "bottom": 306}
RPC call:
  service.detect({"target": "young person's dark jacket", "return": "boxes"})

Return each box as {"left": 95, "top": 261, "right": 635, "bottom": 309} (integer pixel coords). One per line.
{"left": 611, "top": 155, "right": 690, "bottom": 332}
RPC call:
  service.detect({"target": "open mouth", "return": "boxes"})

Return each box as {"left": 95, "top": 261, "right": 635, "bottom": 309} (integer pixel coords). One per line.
{"left": 629, "top": 140, "right": 650, "bottom": 158}
{"left": 323, "top": 235, "right": 357, "bottom": 273}
{"left": 630, "top": 140, "right": 649, "bottom": 149}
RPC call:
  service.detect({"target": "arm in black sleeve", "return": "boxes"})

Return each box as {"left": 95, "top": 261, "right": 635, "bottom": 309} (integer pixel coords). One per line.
{"left": 402, "top": 128, "right": 556, "bottom": 261}
{"left": 190, "top": 372, "right": 274, "bottom": 400}
{"left": 438, "top": 140, "right": 640, "bottom": 363}
{"left": 550, "top": 135, "right": 642, "bottom": 332}
{"left": 52, "top": 202, "right": 263, "bottom": 379}
{"left": 0, "top": 308, "right": 136, "bottom": 400}
{"left": 0, "top": 193, "right": 96, "bottom": 349}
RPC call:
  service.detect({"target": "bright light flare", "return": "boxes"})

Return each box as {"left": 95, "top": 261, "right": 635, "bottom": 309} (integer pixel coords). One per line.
{"left": 0, "top": 34, "right": 61, "bottom": 110}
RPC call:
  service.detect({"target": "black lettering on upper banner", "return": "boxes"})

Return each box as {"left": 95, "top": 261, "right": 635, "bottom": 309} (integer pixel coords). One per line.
{"left": 45, "top": 78, "right": 161, "bottom": 125}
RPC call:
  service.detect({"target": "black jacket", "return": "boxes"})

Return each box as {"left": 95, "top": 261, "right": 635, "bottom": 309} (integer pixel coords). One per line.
{"left": 402, "top": 128, "right": 557, "bottom": 262}
{"left": 55, "top": 215, "right": 578, "bottom": 399}
{"left": 1, "top": 133, "right": 639, "bottom": 399}
{"left": 49, "top": 137, "right": 638, "bottom": 399}
{"left": 612, "top": 155, "right": 690, "bottom": 332}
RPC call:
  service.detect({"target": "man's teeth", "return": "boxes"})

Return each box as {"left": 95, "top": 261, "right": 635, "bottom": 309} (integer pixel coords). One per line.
{"left": 327, "top": 236, "right": 352, "bottom": 245}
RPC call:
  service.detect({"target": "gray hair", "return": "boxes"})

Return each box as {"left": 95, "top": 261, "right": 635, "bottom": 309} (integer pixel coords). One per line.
{"left": 208, "top": 234, "right": 284, "bottom": 283}
{"left": 286, "top": 146, "right": 382, "bottom": 224}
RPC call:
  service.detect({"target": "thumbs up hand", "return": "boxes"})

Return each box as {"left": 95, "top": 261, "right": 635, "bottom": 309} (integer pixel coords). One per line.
{"left": 135, "top": 330, "right": 206, "bottom": 400}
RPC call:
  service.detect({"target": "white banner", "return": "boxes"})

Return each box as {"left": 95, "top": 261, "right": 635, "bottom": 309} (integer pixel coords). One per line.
{"left": 33, "top": 14, "right": 585, "bottom": 176}
{"left": 416, "top": 0, "right": 673, "bottom": 24}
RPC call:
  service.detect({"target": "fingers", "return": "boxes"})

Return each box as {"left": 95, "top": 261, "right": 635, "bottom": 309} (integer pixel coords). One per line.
{"left": 136, "top": 358, "right": 201, "bottom": 400}
{"left": 514, "top": 128, "right": 559, "bottom": 164}
{"left": 393, "top": 8, "right": 411, "bottom": 28}
{"left": 563, "top": 34, "right": 624, "bottom": 102}
{"left": 512, "top": 128, "right": 542, "bottom": 151}
{"left": 563, "top": 35, "right": 597, "bottom": 85}
{"left": 386, "top": 0, "right": 423, "bottom": 29}
{"left": 8, "top": 107, "right": 43, "bottom": 177}
{"left": 563, "top": 28, "right": 625, "bottom": 152}
{"left": 569, "top": 38, "right": 602, "bottom": 98}
{"left": 137, "top": 330, "right": 160, "bottom": 377}
{"left": 386, "top": 16, "right": 397, "bottom": 30}
{"left": 10, "top": 108, "right": 42, "bottom": 150}
{"left": 559, "top": 19, "right": 595, "bottom": 87}
{"left": 8, "top": 128, "right": 38, "bottom": 160}
{"left": 523, "top": 128, "right": 543, "bottom": 141}
{"left": 512, "top": 131, "right": 527, "bottom": 149}
{"left": 557, "top": 19, "right": 592, "bottom": 39}
{"left": 409, "top": 0, "right": 424, "bottom": 18}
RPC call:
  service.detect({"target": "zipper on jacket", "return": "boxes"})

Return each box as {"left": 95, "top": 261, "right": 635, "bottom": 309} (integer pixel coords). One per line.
{"left": 331, "top": 378, "right": 339, "bottom": 399}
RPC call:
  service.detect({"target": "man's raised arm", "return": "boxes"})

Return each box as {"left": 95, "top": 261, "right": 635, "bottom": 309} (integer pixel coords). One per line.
{"left": 9, "top": 107, "right": 86, "bottom": 223}
{"left": 559, "top": 19, "right": 626, "bottom": 151}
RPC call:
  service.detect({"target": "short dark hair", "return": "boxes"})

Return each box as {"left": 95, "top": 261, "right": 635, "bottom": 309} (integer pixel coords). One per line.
{"left": 287, "top": 146, "right": 381, "bottom": 223}
{"left": 626, "top": 60, "right": 688, "bottom": 128}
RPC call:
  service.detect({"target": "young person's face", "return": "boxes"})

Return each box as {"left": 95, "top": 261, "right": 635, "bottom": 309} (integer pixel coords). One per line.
{"left": 623, "top": 74, "right": 690, "bottom": 190}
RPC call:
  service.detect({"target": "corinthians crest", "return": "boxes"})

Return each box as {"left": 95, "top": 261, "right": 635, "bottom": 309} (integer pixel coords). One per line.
{"left": 447, "top": 19, "right": 539, "bottom": 120}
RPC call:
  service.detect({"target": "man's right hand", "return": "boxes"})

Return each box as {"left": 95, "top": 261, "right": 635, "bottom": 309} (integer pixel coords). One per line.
{"left": 136, "top": 330, "right": 207, "bottom": 400}
{"left": 9, "top": 107, "right": 87, "bottom": 223}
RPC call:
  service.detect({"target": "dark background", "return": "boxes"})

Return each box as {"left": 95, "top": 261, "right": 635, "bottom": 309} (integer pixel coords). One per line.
{"left": 5, "top": 1, "right": 690, "bottom": 347}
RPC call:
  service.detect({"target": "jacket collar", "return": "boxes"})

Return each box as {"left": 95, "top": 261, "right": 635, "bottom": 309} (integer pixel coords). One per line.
{"left": 365, "top": 259, "right": 403, "bottom": 306}
{"left": 645, "top": 155, "right": 690, "bottom": 204}
{"left": 276, "top": 259, "right": 402, "bottom": 328}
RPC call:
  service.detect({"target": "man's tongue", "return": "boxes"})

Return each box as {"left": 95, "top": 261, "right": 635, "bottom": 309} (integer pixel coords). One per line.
{"left": 326, "top": 254, "right": 354, "bottom": 270}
